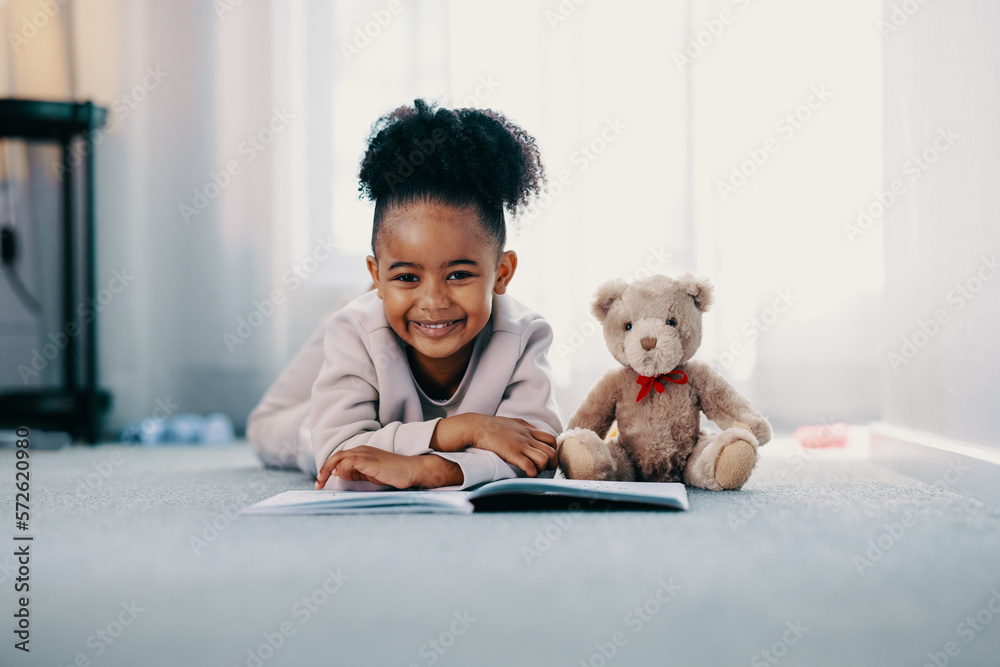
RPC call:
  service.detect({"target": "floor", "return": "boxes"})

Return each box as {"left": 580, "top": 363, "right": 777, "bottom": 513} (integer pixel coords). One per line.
{"left": 2, "top": 433, "right": 999, "bottom": 667}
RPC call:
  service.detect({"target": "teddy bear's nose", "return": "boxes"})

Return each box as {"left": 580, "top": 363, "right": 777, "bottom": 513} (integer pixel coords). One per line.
{"left": 641, "top": 337, "right": 657, "bottom": 351}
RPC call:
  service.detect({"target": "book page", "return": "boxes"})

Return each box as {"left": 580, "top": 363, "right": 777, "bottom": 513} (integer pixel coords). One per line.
{"left": 466, "top": 478, "right": 688, "bottom": 511}
{"left": 240, "top": 489, "right": 475, "bottom": 515}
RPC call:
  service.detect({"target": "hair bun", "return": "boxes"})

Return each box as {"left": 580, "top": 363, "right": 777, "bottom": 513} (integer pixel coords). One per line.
{"left": 359, "top": 98, "right": 545, "bottom": 221}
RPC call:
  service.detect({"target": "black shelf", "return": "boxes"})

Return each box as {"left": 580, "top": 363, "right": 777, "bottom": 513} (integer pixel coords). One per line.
{"left": 0, "top": 99, "right": 107, "bottom": 140}
{"left": 0, "top": 98, "right": 112, "bottom": 443}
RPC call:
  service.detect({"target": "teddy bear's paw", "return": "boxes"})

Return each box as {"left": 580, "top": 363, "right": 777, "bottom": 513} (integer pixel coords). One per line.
{"left": 715, "top": 440, "right": 757, "bottom": 490}
{"left": 556, "top": 428, "right": 614, "bottom": 480}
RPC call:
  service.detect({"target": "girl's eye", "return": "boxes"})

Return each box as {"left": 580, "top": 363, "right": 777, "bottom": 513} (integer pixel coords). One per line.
{"left": 448, "top": 271, "right": 474, "bottom": 280}
{"left": 624, "top": 322, "right": 632, "bottom": 331}
{"left": 392, "top": 274, "right": 418, "bottom": 283}
{"left": 666, "top": 318, "right": 677, "bottom": 327}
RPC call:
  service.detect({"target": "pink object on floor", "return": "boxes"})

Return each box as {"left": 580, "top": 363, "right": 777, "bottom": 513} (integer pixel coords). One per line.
{"left": 794, "top": 422, "right": 850, "bottom": 448}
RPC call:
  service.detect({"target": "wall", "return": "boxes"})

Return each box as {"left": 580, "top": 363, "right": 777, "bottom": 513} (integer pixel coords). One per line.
{"left": 881, "top": 0, "right": 1000, "bottom": 448}
{"left": 691, "top": 0, "right": 884, "bottom": 430}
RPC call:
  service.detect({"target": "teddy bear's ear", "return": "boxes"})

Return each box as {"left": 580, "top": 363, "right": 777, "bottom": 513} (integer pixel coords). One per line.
{"left": 591, "top": 279, "right": 628, "bottom": 322}
{"left": 677, "top": 273, "right": 714, "bottom": 312}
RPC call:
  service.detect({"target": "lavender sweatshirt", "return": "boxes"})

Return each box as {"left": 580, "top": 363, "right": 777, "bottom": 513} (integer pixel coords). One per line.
{"left": 295, "top": 289, "right": 563, "bottom": 490}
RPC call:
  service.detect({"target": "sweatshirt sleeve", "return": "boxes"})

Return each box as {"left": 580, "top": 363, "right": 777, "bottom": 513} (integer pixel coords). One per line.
{"left": 431, "top": 448, "right": 555, "bottom": 490}
{"left": 308, "top": 309, "right": 437, "bottom": 479}
{"left": 495, "top": 317, "right": 564, "bottom": 436}
{"left": 246, "top": 313, "right": 329, "bottom": 468}
{"left": 434, "top": 317, "right": 565, "bottom": 489}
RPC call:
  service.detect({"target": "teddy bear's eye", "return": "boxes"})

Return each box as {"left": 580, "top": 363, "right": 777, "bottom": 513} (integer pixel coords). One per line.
{"left": 624, "top": 322, "right": 632, "bottom": 331}
{"left": 666, "top": 318, "right": 677, "bottom": 327}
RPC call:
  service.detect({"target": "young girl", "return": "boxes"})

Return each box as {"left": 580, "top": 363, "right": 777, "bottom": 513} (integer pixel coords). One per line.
{"left": 247, "top": 99, "right": 563, "bottom": 491}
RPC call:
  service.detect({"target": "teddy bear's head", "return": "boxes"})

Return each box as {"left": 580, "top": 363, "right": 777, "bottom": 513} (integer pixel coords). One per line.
{"left": 592, "top": 273, "right": 713, "bottom": 377}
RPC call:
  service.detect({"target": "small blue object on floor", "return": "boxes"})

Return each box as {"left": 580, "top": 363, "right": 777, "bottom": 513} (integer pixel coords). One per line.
{"left": 119, "top": 412, "right": 235, "bottom": 445}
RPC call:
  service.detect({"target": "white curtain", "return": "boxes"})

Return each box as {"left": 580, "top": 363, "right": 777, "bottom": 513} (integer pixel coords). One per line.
{"left": 2, "top": 0, "right": 327, "bottom": 434}
{"left": 312, "top": 0, "right": 884, "bottom": 429}
{"left": 0, "top": 0, "right": 883, "bottom": 436}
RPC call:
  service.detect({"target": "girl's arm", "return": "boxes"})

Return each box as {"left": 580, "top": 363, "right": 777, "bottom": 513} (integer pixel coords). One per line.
{"left": 309, "top": 309, "right": 445, "bottom": 488}
{"left": 316, "top": 447, "right": 463, "bottom": 489}
{"left": 425, "top": 316, "right": 564, "bottom": 487}
{"left": 493, "top": 316, "right": 564, "bottom": 435}
{"left": 430, "top": 413, "right": 558, "bottom": 478}
{"left": 312, "top": 306, "right": 562, "bottom": 490}
{"left": 246, "top": 312, "right": 331, "bottom": 467}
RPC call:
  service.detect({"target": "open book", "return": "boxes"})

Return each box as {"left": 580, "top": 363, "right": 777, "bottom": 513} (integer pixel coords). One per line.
{"left": 241, "top": 477, "right": 688, "bottom": 515}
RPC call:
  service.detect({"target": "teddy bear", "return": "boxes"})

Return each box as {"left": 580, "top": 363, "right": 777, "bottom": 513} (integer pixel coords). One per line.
{"left": 556, "top": 273, "right": 772, "bottom": 490}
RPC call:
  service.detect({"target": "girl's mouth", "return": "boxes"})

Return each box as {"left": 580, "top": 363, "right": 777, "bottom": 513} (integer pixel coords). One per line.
{"left": 409, "top": 318, "right": 464, "bottom": 339}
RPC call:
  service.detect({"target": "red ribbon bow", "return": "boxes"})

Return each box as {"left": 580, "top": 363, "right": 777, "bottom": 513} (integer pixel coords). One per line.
{"left": 635, "top": 369, "right": 689, "bottom": 401}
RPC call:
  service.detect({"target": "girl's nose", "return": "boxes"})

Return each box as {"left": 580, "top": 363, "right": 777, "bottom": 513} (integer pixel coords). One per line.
{"left": 419, "top": 280, "right": 450, "bottom": 309}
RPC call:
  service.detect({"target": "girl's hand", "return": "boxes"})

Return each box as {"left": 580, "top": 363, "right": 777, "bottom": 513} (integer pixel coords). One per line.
{"left": 315, "top": 446, "right": 461, "bottom": 490}
{"left": 471, "top": 416, "right": 558, "bottom": 477}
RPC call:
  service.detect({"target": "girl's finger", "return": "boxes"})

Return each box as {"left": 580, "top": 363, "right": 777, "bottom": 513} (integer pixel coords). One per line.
{"left": 317, "top": 452, "right": 343, "bottom": 480}
{"left": 532, "top": 441, "right": 556, "bottom": 457}
{"left": 517, "top": 455, "right": 538, "bottom": 477}
{"left": 316, "top": 465, "right": 338, "bottom": 489}
{"left": 325, "top": 453, "right": 348, "bottom": 477}
{"left": 523, "top": 446, "right": 548, "bottom": 470}
{"left": 335, "top": 458, "right": 358, "bottom": 481}
{"left": 532, "top": 441, "right": 558, "bottom": 468}
{"left": 532, "top": 430, "right": 557, "bottom": 446}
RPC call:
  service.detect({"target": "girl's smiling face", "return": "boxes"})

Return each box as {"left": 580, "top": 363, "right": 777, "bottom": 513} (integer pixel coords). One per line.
{"left": 366, "top": 199, "right": 516, "bottom": 369}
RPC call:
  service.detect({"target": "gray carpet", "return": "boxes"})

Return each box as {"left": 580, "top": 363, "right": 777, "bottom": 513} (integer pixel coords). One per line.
{"left": 2, "top": 437, "right": 999, "bottom": 667}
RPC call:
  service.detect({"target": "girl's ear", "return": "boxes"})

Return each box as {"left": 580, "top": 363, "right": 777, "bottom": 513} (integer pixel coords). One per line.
{"left": 493, "top": 250, "right": 518, "bottom": 294}
{"left": 366, "top": 255, "right": 383, "bottom": 298}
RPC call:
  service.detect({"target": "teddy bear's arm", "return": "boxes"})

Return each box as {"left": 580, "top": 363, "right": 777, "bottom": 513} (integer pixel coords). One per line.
{"left": 566, "top": 368, "right": 623, "bottom": 439}
{"left": 686, "top": 360, "right": 772, "bottom": 445}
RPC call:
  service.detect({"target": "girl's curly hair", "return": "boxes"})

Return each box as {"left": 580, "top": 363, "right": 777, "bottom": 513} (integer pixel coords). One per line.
{"left": 358, "top": 98, "right": 545, "bottom": 257}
